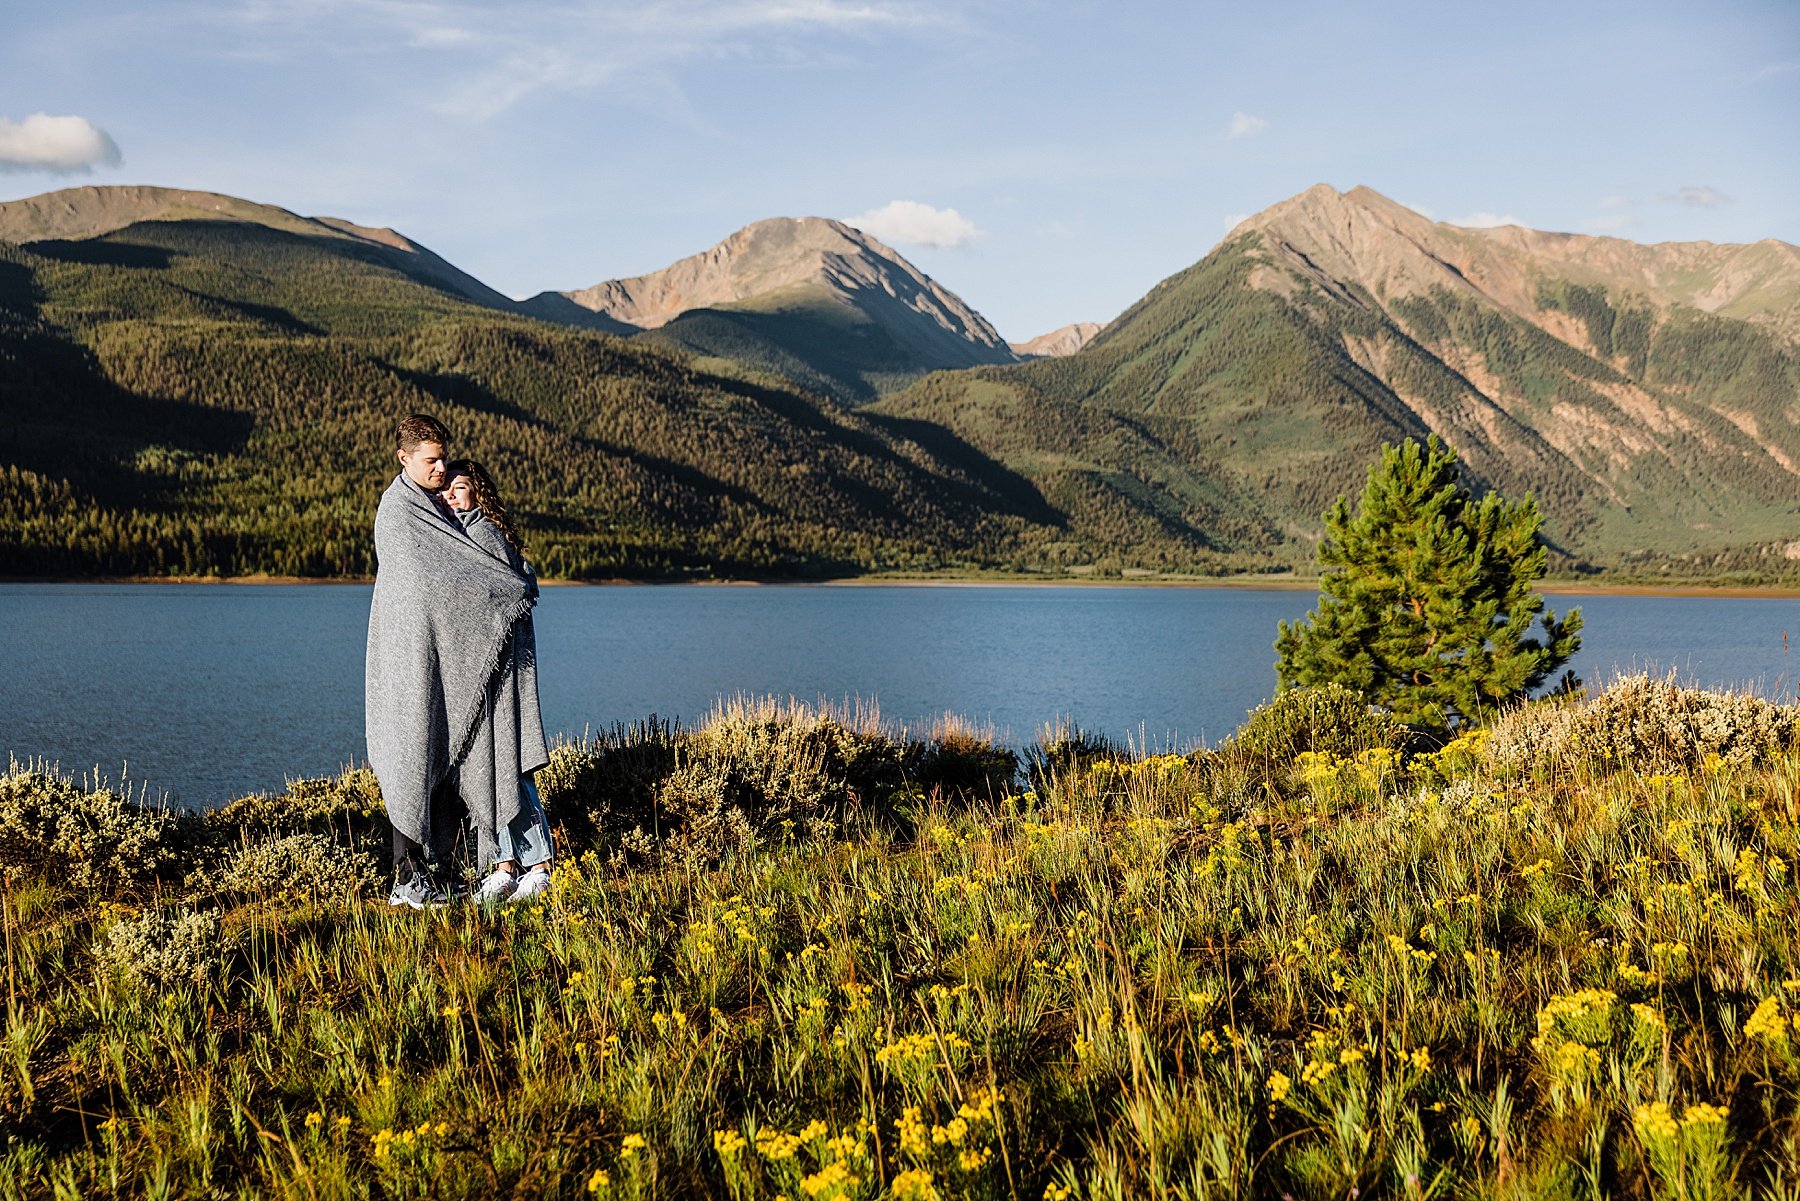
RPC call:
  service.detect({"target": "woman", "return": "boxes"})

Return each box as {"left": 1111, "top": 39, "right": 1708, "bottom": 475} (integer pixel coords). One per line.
{"left": 441, "top": 459, "right": 555, "bottom": 903}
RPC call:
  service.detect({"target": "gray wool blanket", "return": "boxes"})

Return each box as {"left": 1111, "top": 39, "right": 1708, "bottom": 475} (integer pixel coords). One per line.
{"left": 365, "top": 473, "right": 538, "bottom": 859}
{"left": 454, "top": 507, "right": 549, "bottom": 866}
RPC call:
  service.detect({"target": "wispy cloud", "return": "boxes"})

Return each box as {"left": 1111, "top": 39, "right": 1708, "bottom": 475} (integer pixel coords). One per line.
{"left": 0, "top": 113, "right": 123, "bottom": 174}
{"left": 218, "top": 0, "right": 950, "bottom": 119}
{"left": 1445, "top": 211, "right": 1524, "bottom": 229}
{"left": 1662, "top": 185, "right": 1732, "bottom": 208}
{"left": 845, "top": 199, "right": 981, "bottom": 247}
{"left": 1746, "top": 58, "right": 1800, "bottom": 83}
{"left": 1225, "top": 111, "right": 1267, "bottom": 139}
{"left": 1221, "top": 212, "right": 1250, "bottom": 232}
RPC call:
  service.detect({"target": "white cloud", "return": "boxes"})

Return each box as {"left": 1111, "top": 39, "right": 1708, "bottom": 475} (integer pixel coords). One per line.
{"left": 845, "top": 200, "right": 981, "bottom": 247}
{"left": 0, "top": 113, "right": 123, "bottom": 174}
{"left": 1221, "top": 212, "right": 1250, "bottom": 232}
{"left": 1445, "top": 211, "right": 1524, "bottom": 229}
{"left": 1225, "top": 111, "right": 1267, "bottom": 139}
{"left": 1664, "top": 185, "right": 1732, "bottom": 208}
{"left": 223, "top": 0, "right": 950, "bottom": 119}
{"left": 1400, "top": 201, "right": 1435, "bottom": 219}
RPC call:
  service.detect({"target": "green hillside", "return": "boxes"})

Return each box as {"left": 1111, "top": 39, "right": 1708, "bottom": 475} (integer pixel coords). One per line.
{"left": 876, "top": 220, "right": 1800, "bottom": 576}
{"left": 0, "top": 218, "right": 1076, "bottom": 579}
{"left": 642, "top": 285, "right": 940, "bottom": 405}
{"left": 4, "top": 183, "right": 1796, "bottom": 582}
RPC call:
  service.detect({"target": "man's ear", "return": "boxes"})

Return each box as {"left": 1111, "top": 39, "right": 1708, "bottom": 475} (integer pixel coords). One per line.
{"left": 396, "top": 447, "right": 407, "bottom": 466}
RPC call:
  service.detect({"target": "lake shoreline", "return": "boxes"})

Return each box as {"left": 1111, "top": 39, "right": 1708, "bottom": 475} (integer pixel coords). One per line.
{"left": 6, "top": 572, "right": 1800, "bottom": 598}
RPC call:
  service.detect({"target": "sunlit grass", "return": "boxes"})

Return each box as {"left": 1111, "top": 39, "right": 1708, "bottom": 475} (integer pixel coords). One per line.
{"left": 1, "top": 685, "right": 1798, "bottom": 1198}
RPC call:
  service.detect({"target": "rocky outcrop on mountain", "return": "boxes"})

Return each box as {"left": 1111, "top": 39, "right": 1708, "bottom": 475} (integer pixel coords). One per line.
{"left": 1011, "top": 322, "right": 1103, "bottom": 358}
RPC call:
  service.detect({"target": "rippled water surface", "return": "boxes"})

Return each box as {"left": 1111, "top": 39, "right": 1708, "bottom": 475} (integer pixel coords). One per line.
{"left": 2, "top": 583, "right": 1794, "bottom": 806}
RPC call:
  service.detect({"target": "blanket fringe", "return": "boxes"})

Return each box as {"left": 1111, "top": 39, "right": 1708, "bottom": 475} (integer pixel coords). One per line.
{"left": 446, "top": 591, "right": 538, "bottom": 784}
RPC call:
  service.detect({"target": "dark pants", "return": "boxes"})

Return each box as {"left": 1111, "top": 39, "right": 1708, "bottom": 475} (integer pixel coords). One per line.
{"left": 392, "top": 777, "right": 467, "bottom": 885}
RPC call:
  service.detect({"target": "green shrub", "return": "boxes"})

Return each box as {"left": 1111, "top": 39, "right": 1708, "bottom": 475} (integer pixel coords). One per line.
{"left": 914, "top": 716, "right": 1019, "bottom": 802}
{"left": 1487, "top": 673, "right": 1798, "bottom": 776}
{"left": 1025, "top": 723, "right": 1121, "bottom": 795}
{"left": 1222, "top": 684, "right": 1409, "bottom": 766}
{"left": 207, "top": 768, "right": 385, "bottom": 839}
{"left": 537, "top": 705, "right": 1015, "bottom": 859}
{"left": 94, "top": 906, "right": 228, "bottom": 989}
{"left": 656, "top": 701, "right": 903, "bottom": 859}
{"left": 534, "top": 717, "right": 681, "bottom": 852}
{"left": 0, "top": 764, "right": 191, "bottom": 894}
{"left": 205, "top": 833, "right": 381, "bottom": 900}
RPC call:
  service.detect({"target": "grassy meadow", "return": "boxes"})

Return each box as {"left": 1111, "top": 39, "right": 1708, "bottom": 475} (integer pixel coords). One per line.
{"left": 3, "top": 679, "right": 1799, "bottom": 1199}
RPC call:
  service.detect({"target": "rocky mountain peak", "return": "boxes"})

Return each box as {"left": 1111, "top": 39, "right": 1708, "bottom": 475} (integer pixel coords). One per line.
{"left": 1011, "top": 322, "right": 1103, "bottom": 358}
{"left": 1234, "top": 184, "right": 1800, "bottom": 338}
{"left": 551, "top": 216, "right": 1009, "bottom": 353}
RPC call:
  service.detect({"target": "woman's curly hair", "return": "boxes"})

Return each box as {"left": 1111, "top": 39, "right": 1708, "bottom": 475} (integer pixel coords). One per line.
{"left": 446, "top": 459, "right": 526, "bottom": 558}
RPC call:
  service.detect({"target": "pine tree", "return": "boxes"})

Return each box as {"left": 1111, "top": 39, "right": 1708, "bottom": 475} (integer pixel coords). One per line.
{"left": 1274, "top": 436, "right": 1581, "bottom": 733}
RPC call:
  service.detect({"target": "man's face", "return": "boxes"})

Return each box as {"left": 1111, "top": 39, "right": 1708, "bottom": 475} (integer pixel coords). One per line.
{"left": 398, "top": 440, "right": 448, "bottom": 490}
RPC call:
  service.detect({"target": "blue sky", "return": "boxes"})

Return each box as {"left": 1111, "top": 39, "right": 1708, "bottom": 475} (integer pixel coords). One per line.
{"left": 4, "top": 0, "right": 1796, "bottom": 339}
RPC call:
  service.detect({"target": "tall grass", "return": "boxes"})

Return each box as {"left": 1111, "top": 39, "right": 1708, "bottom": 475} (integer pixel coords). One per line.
{"left": 1, "top": 683, "right": 1798, "bottom": 1199}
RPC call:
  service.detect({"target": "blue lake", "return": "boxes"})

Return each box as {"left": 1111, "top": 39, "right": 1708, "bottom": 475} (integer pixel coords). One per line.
{"left": 1, "top": 583, "right": 1795, "bottom": 807}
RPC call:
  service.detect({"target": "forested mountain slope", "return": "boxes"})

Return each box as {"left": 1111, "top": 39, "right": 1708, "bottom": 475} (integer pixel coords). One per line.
{"left": 877, "top": 185, "right": 1800, "bottom": 574}
{"left": 0, "top": 214, "right": 1075, "bottom": 578}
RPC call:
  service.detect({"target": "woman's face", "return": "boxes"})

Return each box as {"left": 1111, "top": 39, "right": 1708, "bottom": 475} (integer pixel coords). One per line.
{"left": 441, "top": 474, "right": 475, "bottom": 511}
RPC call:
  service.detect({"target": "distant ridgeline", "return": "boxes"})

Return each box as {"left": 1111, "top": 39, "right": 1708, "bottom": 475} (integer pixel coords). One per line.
{"left": 1, "top": 184, "right": 1797, "bottom": 581}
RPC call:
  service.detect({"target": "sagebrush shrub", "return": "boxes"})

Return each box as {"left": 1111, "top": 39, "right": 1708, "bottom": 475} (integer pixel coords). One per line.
{"left": 1024, "top": 723, "right": 1121, "bottom": 795}
{"left": 917, "top": 716, "right": 1018, "bottom": 801}
{"left": 207, "top": 833, "right": 381, "bottom": 899}
{"left": 1487, "top": 673, "right": 1797, "bottom": 776}
{"left": 534, "top": 718, "right": 681, "bottom": 851}
{"left": 1223, "top": 684, "right": 1408, "bottom": 766}
{"left": 207, "top": 768, "right": 384, "bottom": 837}
{"left": 657, "top": 706, "right": 894, "bottom": 858}
{"left": 0, "top": 765, "right": 189, "bottom": 893}
{"left": 95, "top": 906, "right": 228, "bottom": 989}
{"left": 538, "top": 705, "right": 1015, "bottom": 858}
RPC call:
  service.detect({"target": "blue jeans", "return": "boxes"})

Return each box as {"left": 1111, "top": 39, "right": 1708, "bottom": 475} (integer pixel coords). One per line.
{"left": 495, "top": 776, "right": 553, "bottom": 870}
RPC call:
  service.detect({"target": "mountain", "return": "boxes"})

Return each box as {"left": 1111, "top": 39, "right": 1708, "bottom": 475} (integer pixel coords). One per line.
{"left": 1012, "top": 322, "right": 1103, "bottom": 359}
{"left": 0, "top": 185, "right": 522, "bottom": 311}
{"left": 5, "top": 182, "right": 1796, "bottom": 583}
{"left": 522, "top": 217, "right": 1017, "bottom": 404}
{"left": 877, "top": 184, "right": 1800, "bottom": 574}
{"left": 0, "top": 186, "right": 1076, "bottom": 579}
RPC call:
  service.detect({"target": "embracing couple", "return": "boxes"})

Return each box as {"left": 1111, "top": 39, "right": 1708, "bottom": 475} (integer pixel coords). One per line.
{"left": 365, "top": 414, "right": 555, "bottom": 909}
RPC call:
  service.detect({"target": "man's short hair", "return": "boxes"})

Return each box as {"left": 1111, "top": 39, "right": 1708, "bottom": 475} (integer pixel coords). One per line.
{"left": 397, "top": 414, "right": 450, "bottom": 452}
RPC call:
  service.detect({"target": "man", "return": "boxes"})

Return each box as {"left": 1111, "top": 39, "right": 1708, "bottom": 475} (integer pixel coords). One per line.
{"left": 365, "top": 414, "right": 537, "bottom": 907}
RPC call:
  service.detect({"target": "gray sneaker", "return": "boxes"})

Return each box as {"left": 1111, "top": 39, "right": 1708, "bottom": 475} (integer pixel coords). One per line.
{"left": 387, "top": 875, "right": 451, "bottom": 909}
{"left": 508, "top": 865, "right": 552, "bottom": 903}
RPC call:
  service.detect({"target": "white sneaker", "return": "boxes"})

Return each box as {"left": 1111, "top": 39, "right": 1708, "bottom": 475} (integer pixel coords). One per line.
{"left": 473, "top": 868, "right": 518, "bottom": 904}
{"left": 508, "top": 865, "right": 552, "bottom": 903}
